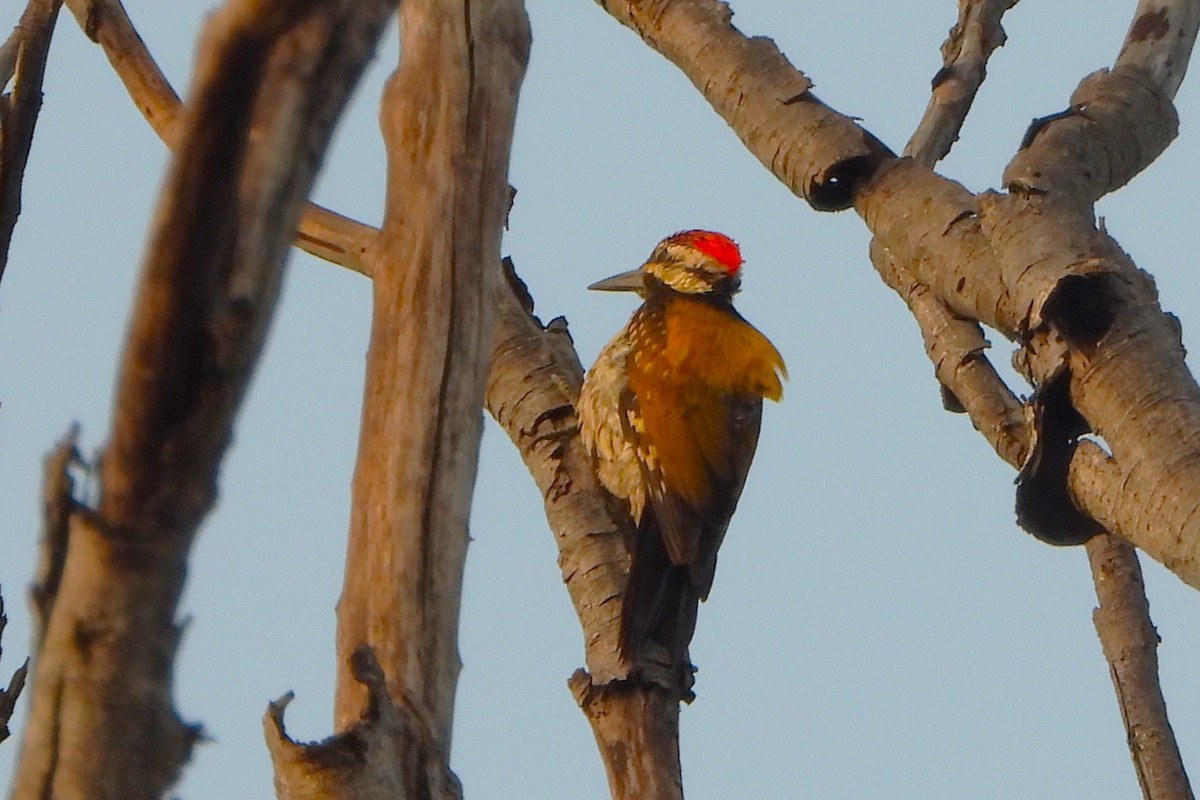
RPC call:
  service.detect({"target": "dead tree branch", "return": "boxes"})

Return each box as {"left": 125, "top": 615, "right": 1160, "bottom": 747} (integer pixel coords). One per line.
{"left": 905, "top": 0, "right": 1019, "bottom": 166}
{"left": 487, "top": 261, "right": 687, "bottom": 798}
{"left": 59, "top": 0, "right": 375, "bottom": 273}
{"left": 0, "top": 0, "right": 62, "bottom": 284}
{"left": 1087, "top": 534, "right": 1194, "bottom": 800}
{"left": 882, "top": 7, "right": 1191, "bottom": 791}
{"left": 11, "top": 0, "right": 393, "bottom": 796}
{"left": 36, "top": 0, "right": 1200, "bottom": 795}
{"left": 593, "top": 1, "right": 1197, "bottom": 795}
{"left": 265, "top": 3, "right": 530, "bottom": 798}
{"left": 1117, "top": 0, "right": 1200, "bottom": 96}
{"left": 50, "top": 3, "right": 679, "bottom": 790}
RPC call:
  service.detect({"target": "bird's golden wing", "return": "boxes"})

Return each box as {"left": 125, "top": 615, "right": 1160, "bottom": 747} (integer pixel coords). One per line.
{"left": 625, "top": 349, "right": 766, "bottom": 596}
{"left": 617, "top": 375, "right": 761, "bottom": 662}
{"left": 628, "top": 294, "right": 783, "bottom": 581}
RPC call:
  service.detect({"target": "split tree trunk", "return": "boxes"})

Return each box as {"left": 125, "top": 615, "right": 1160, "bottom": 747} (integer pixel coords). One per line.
{"left": 265, "top": 3, "right": 531, "bottom": 797}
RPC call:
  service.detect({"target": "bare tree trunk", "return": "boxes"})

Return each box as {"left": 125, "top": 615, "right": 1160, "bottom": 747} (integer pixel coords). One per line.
{"left": 264, "top": 2, "right": 530, "bottom": 797}
{"left": 11, "top": 1, "right": 392, "bottom": 796}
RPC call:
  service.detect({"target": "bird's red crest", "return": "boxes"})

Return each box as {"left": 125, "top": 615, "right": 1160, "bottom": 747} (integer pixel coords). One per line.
{"left": 672, "top": 230, "right": 742, "bottom": 273}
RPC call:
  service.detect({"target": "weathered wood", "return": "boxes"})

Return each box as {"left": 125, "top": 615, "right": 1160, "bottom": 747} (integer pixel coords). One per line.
{"left": 488, "top": 264, "right": 692, "bottom": 797}
{"left": 1087, "top": 534, "right": 1195, "bottom": 800}
{"left": 283, "top": 2, "right": 530, "bottom": 798}
{"left": 12, "top": 1, "right": 393, "bottom": 796}
{"left": 570, "top": 671, "right": 683, "bottom": 800}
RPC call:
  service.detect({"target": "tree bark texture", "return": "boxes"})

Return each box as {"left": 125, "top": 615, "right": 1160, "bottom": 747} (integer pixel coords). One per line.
{"left": 903, "top": 0, "right": 1017, "bottom": 167}
{"left": 570, "top": 671, "right": 683, "bottom": 800}
{"left": 11, "top": 1, "right": 393, "bottom": 797}
{"left": 1087, "top": 533, "right": 1194, "bottom": 800}
{"left": 486, "top": 264, "right": 686, "bottom": 798}
{"left": 486, "top": 265, "right": 629, "bottom": 683}
{"left": 334, "top": 0, "right": 529, "bottom": 738}
{"left": 592, "top": 2, "right": 1197, "bottom": 795}
{"left": 262, "top": 3, "right": 530, "bottom": 799}
{"left": 50, "top": 3, "right": 671, "bottom": 792}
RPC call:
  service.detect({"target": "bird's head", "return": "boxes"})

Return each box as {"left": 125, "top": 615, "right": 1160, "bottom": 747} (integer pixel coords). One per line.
{"left": 589, "top": 230, "right": 743, "bottom": 297}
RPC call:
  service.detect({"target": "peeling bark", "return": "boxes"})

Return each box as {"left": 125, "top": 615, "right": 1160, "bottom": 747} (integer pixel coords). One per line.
{"left": 593, "top": 0, "right": 1200, "bottom": 589}
{"left": 14, "top": 0, "right": 1198, "bottom": 795}
{"left": 486, "top": 263, "right": 688, "bottom": 796}
{"left": 593, "top": 0, "right": 892, "bottom": 210}
{"left": 596, "top": 1, "right": 1197, "bottom": 795}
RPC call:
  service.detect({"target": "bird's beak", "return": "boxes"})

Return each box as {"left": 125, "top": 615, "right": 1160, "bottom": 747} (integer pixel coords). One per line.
{"left": 588, "top": 268, "right": 644, "bottom": 292}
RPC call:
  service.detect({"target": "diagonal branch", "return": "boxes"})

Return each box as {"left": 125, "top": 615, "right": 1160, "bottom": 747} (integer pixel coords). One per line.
{"left": 905, "top": 0, "right": 1019, "bottom": 166}
{"left": 1117, "top": 0, "right": 1200, "bottom": 97}
{"left": 880, "top": 4, "right": 1192, "bottom": 793}
{"left": 486, "top": 261, "right": 685, "bottom": 799}
{"left": 592, "top": 2, "right": 1198, "bottom": 796}
{"left": 51, "top": 0, "right": 1200, "bottom": 794}
{"left": 60, "top": 0, "right": 376, "bottom": 273}
{"left": 593, "top": 0, "right": 892, "bottom": 211}
{"left": 0, "top": 0, "right": 63, "bottom": 285}
{"left": 1087, "top": 533, "right": 1195, "bottom": 800}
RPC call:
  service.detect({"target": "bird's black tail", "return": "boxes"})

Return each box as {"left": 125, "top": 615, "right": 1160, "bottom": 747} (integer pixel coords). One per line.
{"left": 619, "top": 520, "right": 700, "bottom": 691}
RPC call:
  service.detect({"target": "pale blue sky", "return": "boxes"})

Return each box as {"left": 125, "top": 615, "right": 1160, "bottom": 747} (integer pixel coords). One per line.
{"left": 2, "top": 2, "right": 1198, "bottom": 798}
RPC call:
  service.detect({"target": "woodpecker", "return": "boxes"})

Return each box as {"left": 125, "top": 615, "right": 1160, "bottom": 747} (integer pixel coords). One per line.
{"left": 577, "top": 229, "right": 786, "bottom": 682}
